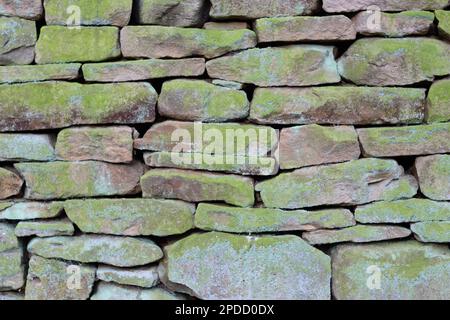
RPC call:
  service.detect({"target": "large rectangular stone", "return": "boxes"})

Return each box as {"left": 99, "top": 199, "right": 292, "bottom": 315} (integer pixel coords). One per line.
{"left": 0, "top": 202, "right": 64, "bottom": 220}
{"left": 0, "top": 134, "right": 55, "bottom": 161}
{"left": 0, "top": 64, "right": 81, "bottom": 84}
{"left": 0, "top": 17, "right": 36, "bottom": 65}
{"left": 0, "top": 82, "right": 157, "bottom": 131}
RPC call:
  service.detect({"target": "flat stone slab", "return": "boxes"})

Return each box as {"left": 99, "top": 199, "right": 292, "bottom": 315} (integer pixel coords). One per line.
{"left": 83, "top": 58, "right": 205, "bottom": 82}
{"left": 338, "top": 38, "right": 450, "bottom": 86}
{"left": 36, "top": 26, "right": 121, "bottom": 64}
{"left": 250, "top": 86, "right": 425, "bottom": 125}
{"left": 15, "top": 161, "right": 144, "bottom": 200}
{"left": 0, "top": 17, "right": 36, "bottom": 65}
{"left": 331, "top": 241, "right": 450, "bottom": 300}
{"left": 97, "top": 265, "right": 160, "bottom": 288}
{"left": 0, "top": 168, "right": 23, "bottom": 200}
{"left": 0, "top": 202, "right": 64, "bottom": 220}
{"left": 411, "top": 222, "right": 450, "bottom": 243}
{"left": 44, "top": 0, "right": 133, "bottom": 27}
{"left": 415, "top": 155, "right": 450, "bottom": 201}
{"left": 0, "top": 81, "right": 157, "bottom": 132}
{"left": 206, "top": 46, "right": 340, "bottom": 87}
{"left": 91, "top": 282, "right": 186, "bottom": 300}
{"left": 0, "top": 133, "right": 55, "bottom": 162}
{"left": 323, "top": 0, "right": 449, "bottom": 12}
{"left": 158, "top": 79, "right": 249, "bottom": 122}
{"left": 15, "top": 219, "right": 75, "bottom": 238}
{"left": 257, "top": 159, "right": 417, "bottom": 209}
{"left": 358, "top": 123, "right": 450, "bottom": 157}
{"left": 356, "top": 199, "right": 450, "bottom": 223}
{"left": 436, "top": 10, "right": 450, "bottom": 40}
{"left": 195, "top": 203, "right": 355, "bottom": 233}
{"left": 303, "top": 225, "right": 411, "bottom": 245}
{"left": 0, "top": 0, "right": 43, "bottom": 20}
{"left": 255, "top": 15, "right": 356, "bottom": 43}
{"left": 121, "top": 26, "right": 256, "bottom": 59}
{"left": 28, "top": 235, "right": 163, "bottom": 267}
{"left": 427, "top": 78, "right": 450, "bottom": 123}
{"left": 141, "top": 169, "right": 255, "bottom": 207}
{"left": 0, "top": 63, "right": 81, "bottom": 84}
{"left": 163, "top": 232, "right": 331, "bottom": 300}
{"left": 0, "top": 249, "right": 25, "bottom": 291}
{"left": 64, "top": 199, "right": 195, "bottom": 237}
{"left": 25, "top": 256, "right": 96, "bottom": 300}
{"left": 203, "top": 22, "right": 249, "bottom": 30}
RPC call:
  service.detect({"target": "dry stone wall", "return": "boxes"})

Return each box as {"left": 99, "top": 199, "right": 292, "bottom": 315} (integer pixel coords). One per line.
{"left": 0, "top": 0, "right": 449, "bottom": 300}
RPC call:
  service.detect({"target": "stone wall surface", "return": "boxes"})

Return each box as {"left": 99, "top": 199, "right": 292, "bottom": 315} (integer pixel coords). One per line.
{"left": 0, "top": 0, "right": 449, "bottom": 301}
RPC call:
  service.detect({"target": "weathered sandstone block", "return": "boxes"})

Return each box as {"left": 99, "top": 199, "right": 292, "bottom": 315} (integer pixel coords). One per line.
{"left": 162, "top": 232, "right": 331, "bottom": 300}
{"left": 0, "top": 64, "right": 81, "bottom": 84}
{"left": 91, "top": 282, "right": 185, "bottom": 300}
{"left": 0, "top": 82, "right": 157, "bottom": 131}
{"left": 0, "top": 249, "right": 24, "bottom": 291}
{"left": 15, "top": 161, "right": 144, "bottom": 200}
{"left": 436, "top": 10, "right": 450, "bottom": 40}
{"left": 250, "top": 87, "right": 425, "bottom": 125}
{"left": 411, "top": 222, "right": 450, "bottom": 243}
{"left": 427, "top": 78, "right": 450, "bottom": 123}
{"left": 255, "top": 16, "right": 356, "bottom": 43}
{"left": 0, "top": 17, "right": 36, "bottom": 65}
{"left": 0, "top": 202, "right": 64, "bottom": 220}
{"left": 0, "top": 134, "right": 55, "bottom": 161}
{"left": 97, "top": 265, "right": 160, "bottom": 288}
{"left": 415, "top": 155, "right": 450, "bottom": 201}
{"left": 135, "top": 0, "right": 206, "bottom": 26}
{"left": 141, "top": 169, "right": 254, "bottom": 207}
{"left": 323, "top": 0, "right": 449, "bottom": 12}
{"left": 0, "top": 168, "right": 23, "bottom": 200}
{"left": 206, "top": 46, "right": 340, "bottom": 87}
{"left": 121, "top": 26, "right": 256, "bottom": 59}
{"left": 15, "top": 219, "right": 75, "bottom": 238}
{"left": 36, "top": 26, "right": 120, "bottom": 64}
{"left": 0, "top": 0, "right": 43, "bottom": 20}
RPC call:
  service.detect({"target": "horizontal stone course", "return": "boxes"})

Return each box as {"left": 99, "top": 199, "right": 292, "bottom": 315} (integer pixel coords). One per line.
{"left": 0, "top": 64, "right": 81, "bottom": 84}
{"left": 15, "top": 219, "right": 75, "bottom": 238}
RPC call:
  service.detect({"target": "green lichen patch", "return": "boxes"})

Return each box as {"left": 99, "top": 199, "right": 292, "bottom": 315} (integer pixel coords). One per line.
{"left": 426, "top": 78, "right": 450, "bottom": 123}
{"left": 436, "top": 10, "right": 450, "bottom": 40}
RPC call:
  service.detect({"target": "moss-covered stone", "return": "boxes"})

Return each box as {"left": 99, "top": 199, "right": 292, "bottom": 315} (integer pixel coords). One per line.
{"left": 28, "top": 235, "right": 163, "bottom": 267}
{"left": 0, "top": 17, "right": 36, "bottom": 65}
{"left": 427, "top": 78, "right": 450, "bottom": 123}
{"left": 0, "top": 0, "right": 43, "bottom": 20}
{"left": 195, "top": 203, "right": 355, "bottom": 233}
{"left": 338, "top": 38, "right": 450, "bottom": 86}
{"left": 0, "top": 81, "right": 157, "bottom": 131}
{"left": 91, "top": 282, "right": 186, "bottom": 300}
{"left": 411, "top": 222, "right": 450, "bottom": 243}
{"left": 97, "top": 265, "right": 160, "bottom": 288}
{"left": 206, "top": 46, "right": 340, "bottom": 87}
{"left": 0, "top": 133, "right": 55, "bottom": 161}
{"left": 44, "top": 0, "right": 133, "bottom": 27}
{"left": 323, "top": 0, "right": 449, "bottom": 12}
{"left": 64, "top": 198, "right": 195, "bottom": 237}
{"left": 141, "top": 169, "right": 255, "bottom": 207}
{"left": 415, "top": 155, "right": 450, "bottom": 201}
{"left": 0, "top": 64, "right": 81, "bottom": 84}
{"left": 0, "top": 202, "right": 64, "bottom": 220}
{"left": 331, "top": 241, "right": 450, "bottom": 300}
{"left": 36, "top": 26, "right": 120, "bottom": 64}
{"left": 0, "top": 223, "right": 19, "bottom": 252}
{"left": 0, "top": 168, "right": 23, "bottom": 200}
{"left": 250, "top": 86, "right": 425, "bottom": 125}
{"left": 158, "top": 79, "right": 249, "bottom": 122}
{"left": 25, "top": 256, "right": 95, "bottom": 300}
{"left": 256, "top": 159, "right": 416, "bottom": 209}
{"left": 15, "top": 161, "right": 144, "bottom": 200}
{"left": 356, "top": 199, "right": 450, "bottom": 223}
{"left": 82, "top": 58, "right": 205, "bottom": 82}
{"left": 15, "top": 219, "right": 75, "bottom": 238}
{"left": 0, "top": 249, "right": 24, "bottom": 291}
{"left": 121, "top": 26, "right": 256, "bottom": 59}
{"left": 436, "top": 10, "right": 450, "bottom": 40}
{"left": 358, "top": 123, "right": 450, "bottom": 157}
{"left": 163, "top": 232, "right": 331, "bottom": 299}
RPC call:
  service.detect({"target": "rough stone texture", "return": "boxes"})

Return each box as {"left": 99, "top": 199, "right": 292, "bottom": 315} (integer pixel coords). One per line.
{"left": 144, "top": 152, "right": 278, "bottom": 176}
{"left": 0, "top": 63, "right": 81, "bottom": 84}
{"left": 64, "top": 199, "right": 195, "bottom": 237}
{"left": 0, "top": 202, "right": 64, "bottom": 220}
{"left": 0, "top": 249, "right": 24, "bottom": 291}
{"left": 331, "top": 241, "right": 450, "bottom": 300}
{"left": 0, "top": 203, "right": 12, "bottom": 212}
{"left": 250, "top": 87, "right": 425, "bottom": 125}
{"left": 82, "top": 58, "right": 205, "bottom": 82}
{"left": 206, "top": 46, "right": 340, "bottom": 87}
{"left": 303, "top": 225, "right": 411, "bottom": 245}
{"left": 255, "top": 16, "right": 356, "bottom": 43}
{"left": 134, "top": 121, "right": 279, "bottom": 157}
{"left": 97, "top": 265, "right": 160, "bottom": 288}
{"left": 15, "top": 161, "right": 144, "bottom": 200}
{"left": 353, "top": 11, "right": 435, "bottom": 37}
{"left": 158, "top": 79, "right": 249, "bottom": 122}
{"left": 0, "top": 0, "right": 43, "bottom": 20}
{"left": 195, "top": 203, "right": 355, "bottom": 233}
{"left": 135, "top": 0, "right": 207, "bottom": 26}
{"left": 25, "top": 256, "right": 96, "bottom": 300}
{"left": 55, "top": 126, "right": 135, "bottom": 163}
{"left": 204, "top": 22, "right": 249, "bottom": 30}
{"left": 411, "top": 222, "right": 450, "bottom": 243}
{"left": 0, "top": 134, "right": 55, "bottom": 162}
{"left": 256, "top": 159, "right": 417, "bottom": 209}
{"left": 212, "top": 79, "right": 244, "bottom": 90}
{"left": 415, "top": 155, "right": 450, "bottom": 201}
{"left": 0, "top": 168, "right": 23, "bottom": 200}
{"left": 28, "top": 235, "right": 163, "bottom": 267}
{"left": 280, "top": 125, "right": 360, "bottom": 170}
{"left": 0, "top": 82, "right": 157, "bottom": 132}
{"left": 436, "top": 10, "right": 450, "bottom": 40}
{"left": 358, "top": 123, "right": 450, "bottom": 157}
{"left": 356, "top": 199, "right": 450, "bottom": 223}
{"left": 121, "top": 26, "right": 256, "bottom": 59}
{"left": 323, "top": 0, "right": 450, "bottom": 12}
{"left": 141, "top": 169, "right": 255, "bottom": 207}
{"left": 15, "top": 219, "right": 75, "bottom": 238}
{"left": 0, "top": 223, "right": 19, "bottom": 252}
{"left": 44, "top": 0, "right": 133, "bottom": 27}
{"left": 0, "top": 292, "right": 23, "bottom": 300}
{"left": 91, "top": 282, "right": 185, "bottom": 300}
{"left": 163, "top": 232, "right": 331, "bottom": 300}
{"left": 36, "top": 26, "right": 120, "bottom": 64}
{"left": 210, "top": 0, "right": 320, "bottom": 19}
{"left": 0, "top": 17, "right": 36, "bottom": 65}
{"left": 427, "top": 78, "right": 450, "bottom": 123}
{"left": 338, "top": 38, "right": 450, "bottom": 86}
